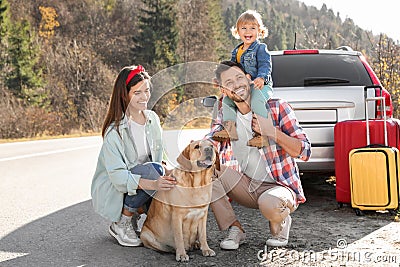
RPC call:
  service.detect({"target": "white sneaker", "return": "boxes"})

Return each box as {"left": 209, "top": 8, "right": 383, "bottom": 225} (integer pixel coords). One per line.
{"left": 136, "top": 213, "right": 147, "bottom": 233}
{"left": 220, "top": 226, "right": 246, "bottom": 250}
{"left": 109, "top": 216, "right": 142, "bottom": 247}
{"left": 266, "top": 215, "right": 292, "bottom": 247}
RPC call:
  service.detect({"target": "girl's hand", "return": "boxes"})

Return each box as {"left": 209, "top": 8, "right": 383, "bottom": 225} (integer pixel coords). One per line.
{"left": 154, "top": 176, "right": 177, "bottom": 191}
{"left": 253, "top": 77, "right": 265, "bottom": 89}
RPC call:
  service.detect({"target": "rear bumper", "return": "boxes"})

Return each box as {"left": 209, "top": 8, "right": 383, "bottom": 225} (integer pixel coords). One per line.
{"left": 296, "top": 146, "right": 334, "bottom": 172}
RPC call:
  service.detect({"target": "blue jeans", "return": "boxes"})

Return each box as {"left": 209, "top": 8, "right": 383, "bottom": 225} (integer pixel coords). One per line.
{"left": 123, "top": 162, "right": 164, "bottom": 213}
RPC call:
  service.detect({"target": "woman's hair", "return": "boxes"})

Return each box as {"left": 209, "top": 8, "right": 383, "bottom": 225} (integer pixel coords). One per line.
{"left": 101, "top": 65, "right": 151, "bottom": 137}
{"left": 231, "top": 10, "right": 268, "bottom": 39}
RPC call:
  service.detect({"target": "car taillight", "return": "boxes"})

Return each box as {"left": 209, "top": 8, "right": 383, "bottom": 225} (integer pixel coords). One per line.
{"left": 360, "top": 55, "right": 380, "bottom": 84}
{"left": 360, "top": 55, "right": 393, "bottom": 118}
{"left": 283, "top": 49, "right": 319, "bottom": 55}
{"left": 376, "top": 88, "right": 393, "bottom": 118}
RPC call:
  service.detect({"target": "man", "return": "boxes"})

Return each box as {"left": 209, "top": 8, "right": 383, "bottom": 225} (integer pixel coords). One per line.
{"left": 209, "top": 61, "right": 311, "bottom": 249}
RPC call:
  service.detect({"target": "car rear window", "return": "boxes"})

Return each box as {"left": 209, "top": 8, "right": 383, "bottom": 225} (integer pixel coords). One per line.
{"left": 271, "top": 54, "right": 373, "bottom": 87}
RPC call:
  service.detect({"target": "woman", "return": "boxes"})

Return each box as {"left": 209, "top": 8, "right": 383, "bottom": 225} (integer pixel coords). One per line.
{"left": 91, "top": 65, "right": 176, "bottom": 247}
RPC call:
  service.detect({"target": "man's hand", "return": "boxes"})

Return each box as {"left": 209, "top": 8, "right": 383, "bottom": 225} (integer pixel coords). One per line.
{"left": 253, "top": 114, "right": 304, "bottom": 158}
{"left": 253, "top": 77, "right": 265, "bottom": 89}
{"left": 251, "top": 113, "right": 276, "bottom": 139}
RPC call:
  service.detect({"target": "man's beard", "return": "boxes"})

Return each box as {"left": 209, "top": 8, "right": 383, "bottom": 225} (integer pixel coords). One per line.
{"left": 230, "top": 94, "right": 245, "bottom": 102}
{"left": 229, "top": 87, "right": 249, "bottom": 102}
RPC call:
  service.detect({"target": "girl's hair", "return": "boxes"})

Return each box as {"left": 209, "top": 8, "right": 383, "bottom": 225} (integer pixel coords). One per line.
{"left": 231, "top": 10, "right": 268, "bottom": 39}
{"left": 101, "top": 65, "right": 151, "bottom": 137}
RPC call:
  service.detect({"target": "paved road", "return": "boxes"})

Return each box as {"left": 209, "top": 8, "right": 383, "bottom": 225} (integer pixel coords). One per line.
{"left": 0, "top": 131, "right": 225, "bottom": 267}
{"left": 0, "top": 134, "right": 398, "bottom": 267}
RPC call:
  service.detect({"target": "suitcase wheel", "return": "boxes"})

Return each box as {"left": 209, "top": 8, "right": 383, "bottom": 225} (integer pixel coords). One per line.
{"left": 389, "top": 209, "right": 398, "bottom": 216}
{"left": 354, "top": 209, "right": 364, "bottom": 216}
{"left": 337, "top": 203, "right": 344, "bottom": 209}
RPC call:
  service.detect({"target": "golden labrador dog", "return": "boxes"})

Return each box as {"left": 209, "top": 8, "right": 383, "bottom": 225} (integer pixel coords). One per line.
{"left": 140, "top": 140, "right": 220, "bottom": 262}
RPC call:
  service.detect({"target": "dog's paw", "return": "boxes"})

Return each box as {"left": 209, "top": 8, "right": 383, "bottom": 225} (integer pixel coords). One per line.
{"left": 193, "top": 240, "right": 200, "bottom": 250}
{"left": 202, "top": 248, "right": 216, "bottom": 257}
{"left": 176, "top": 253, "right": 189, "bottom": 262}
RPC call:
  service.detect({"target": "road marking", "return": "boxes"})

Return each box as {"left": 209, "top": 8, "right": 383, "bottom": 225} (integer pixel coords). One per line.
{"left": 0, "top": 145, "right": 100, "bottom": 162}
{"left": 0, "top": 251, "right": 29, "bottom": 263}
{"left": 0, "top": 136, "right": 101, "bottom": 146}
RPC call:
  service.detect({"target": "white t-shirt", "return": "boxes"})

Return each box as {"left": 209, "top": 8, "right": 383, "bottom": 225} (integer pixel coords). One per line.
{"left": 128, "top": 119, "right": 151, "bottom": 164}
{"left": 231, "top": 111, "right": 275, "bottom": 183}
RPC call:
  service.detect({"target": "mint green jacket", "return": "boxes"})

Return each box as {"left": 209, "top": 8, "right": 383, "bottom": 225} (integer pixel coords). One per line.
{"left": 91, "top": 110, "right": 163, "bottom": 222}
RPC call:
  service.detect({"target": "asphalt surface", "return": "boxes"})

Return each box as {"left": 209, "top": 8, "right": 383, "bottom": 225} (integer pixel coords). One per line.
{"left": 0, "top": 136, "right": 398, "bottom": 267}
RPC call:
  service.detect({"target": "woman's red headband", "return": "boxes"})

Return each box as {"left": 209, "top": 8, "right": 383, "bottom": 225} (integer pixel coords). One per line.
{"left": 126, "top": 65, "right": 145, "bottom": 86}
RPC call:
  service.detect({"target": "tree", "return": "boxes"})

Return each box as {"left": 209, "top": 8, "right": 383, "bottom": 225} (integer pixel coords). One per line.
{"left": 43, "top": 38, "right": 113, "bottom": 131}
{"left": 372, "top": 34, "right": 400, "bottom": 118}
{"left": 0, "top": 0, "right": 11, "bottom": 83}
{"left": 173, "top": 0, "right": 225, "bottom": 116}
{"left": 38, "top": 6, "right": 60, "bottom": 43}
{"left": 131, "top": 0, "right": 179, "bottom": 123}
{"left": 133, "top": 0, "right": 178, "bottom": 74}
{"left": 0, "top": 0, "right": 10, "bottom": 44}
{"left": 207, "top": 0, "right": 231, "bottom": 61}
{"left": 6, "top": 19, "right": 46, "bottom": 106}
{"left": 223, "top": 1, "right": 247, "bottom": 49}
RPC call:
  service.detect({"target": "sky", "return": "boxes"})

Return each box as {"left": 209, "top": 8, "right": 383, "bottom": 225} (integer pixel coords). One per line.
{"left": 300, "top": 0, "right": 400, "bottom": 42}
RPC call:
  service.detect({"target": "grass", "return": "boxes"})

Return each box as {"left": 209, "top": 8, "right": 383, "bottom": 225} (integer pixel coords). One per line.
{"left": 0, "top": 117, "right": 213, "bottom": 144}
{"left": 0, "top": 131, "right": 101, "bottom": 144}
{"left": 0, "top": 123, "right": 212, "bottom": 144}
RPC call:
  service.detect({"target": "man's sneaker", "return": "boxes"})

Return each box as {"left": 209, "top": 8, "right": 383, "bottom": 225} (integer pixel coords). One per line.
{"left": 220, "top": 226, "right": 246, "bottom": 250}
{"left": 109, "top": 217, "right": 142, "bottom": 247}
{"left": 266, "top": 215, "right": 292, "bottom": 247}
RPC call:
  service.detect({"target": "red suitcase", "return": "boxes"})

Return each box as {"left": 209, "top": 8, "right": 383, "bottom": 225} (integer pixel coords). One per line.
{"left": 334, "top": 118, "right": 400, "bottom": 204}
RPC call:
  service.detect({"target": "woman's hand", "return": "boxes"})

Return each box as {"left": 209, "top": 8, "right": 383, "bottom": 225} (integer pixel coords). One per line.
{"left": 154, "top": 176, "right": 177, "bottom": 191}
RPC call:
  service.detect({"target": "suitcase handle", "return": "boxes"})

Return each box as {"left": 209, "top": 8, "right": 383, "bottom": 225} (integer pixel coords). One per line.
{"left": 363, "top": 85, "right": 382, "bottom": 98}
{"left": 363, "top": 85, "right": 383, "bottom": 120}
{"left": 365, "top": 96, "right": 387, "bottom": 146}
{"left": 365, "top": 143, "right": 390, "bottom": 148}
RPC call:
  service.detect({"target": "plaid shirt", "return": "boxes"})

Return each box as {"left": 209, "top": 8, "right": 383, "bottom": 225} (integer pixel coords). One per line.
{"left": 207, "top": 98, "right": 311, "bottom": 204}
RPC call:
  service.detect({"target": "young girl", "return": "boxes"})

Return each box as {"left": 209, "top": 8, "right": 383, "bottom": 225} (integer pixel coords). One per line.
{"left": 213, "top": 10, "right": 273, "bottom": 148}
{"left": 91, "top": 65, "right": 176, "bottom": 247}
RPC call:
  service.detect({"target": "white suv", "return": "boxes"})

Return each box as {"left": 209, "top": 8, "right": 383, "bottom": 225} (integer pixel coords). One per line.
{"left": 204, "top": 47, "right": 393, "bottom": 173}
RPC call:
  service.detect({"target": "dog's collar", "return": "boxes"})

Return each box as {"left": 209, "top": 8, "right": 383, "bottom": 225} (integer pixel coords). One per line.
{"left": 175, "top": 161, "right": 214, "bottom": 172}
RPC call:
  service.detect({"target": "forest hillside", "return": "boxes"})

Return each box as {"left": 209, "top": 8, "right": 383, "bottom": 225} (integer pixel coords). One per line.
{"left": 0, "top": 0, "right": 399, "bottom": 138}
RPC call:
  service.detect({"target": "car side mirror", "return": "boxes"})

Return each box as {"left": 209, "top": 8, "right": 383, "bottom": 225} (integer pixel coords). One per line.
{"left": 202, "top": 95, "right": 217, "bottom": 107}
